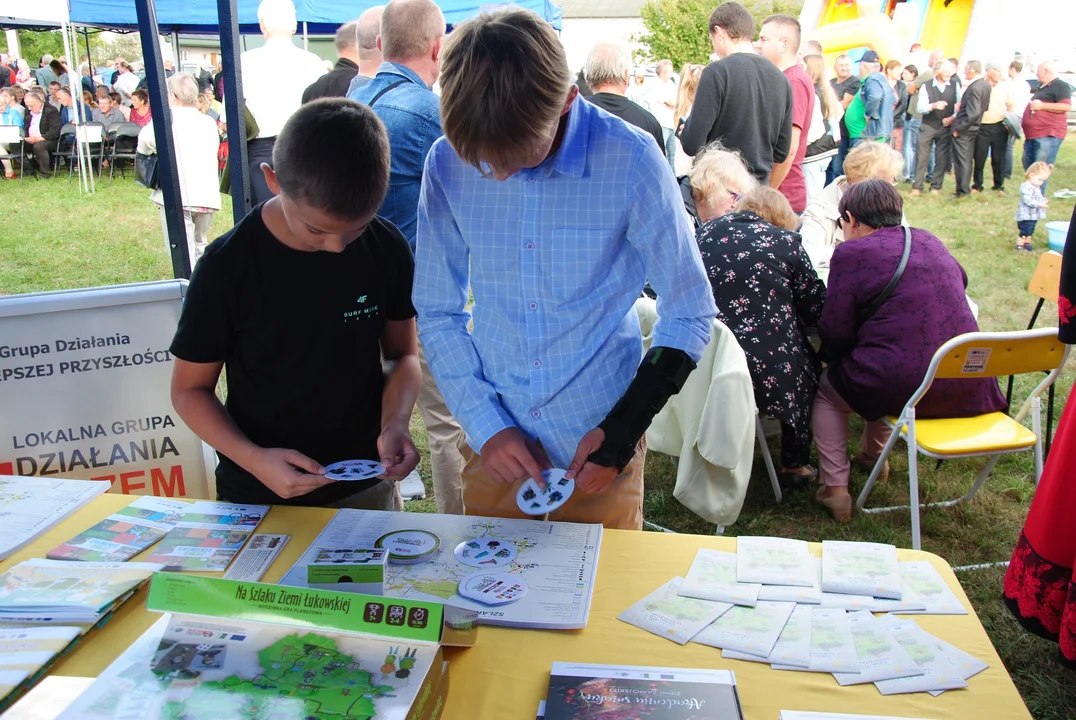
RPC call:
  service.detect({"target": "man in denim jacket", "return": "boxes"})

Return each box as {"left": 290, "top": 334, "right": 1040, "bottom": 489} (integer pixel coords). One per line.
{"left": 859, "top": 51, "right": 894, "bottom": 143}
{"left": 350, "top": 0, "right": 467, "bottom": 517}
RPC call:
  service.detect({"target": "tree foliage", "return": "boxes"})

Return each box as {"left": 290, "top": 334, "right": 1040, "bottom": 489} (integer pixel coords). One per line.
{"left": 635, "top": 0, "right": 805, "bottom": 69}
{"left": 1, "top": 29, "right": 143, "bottom": 68}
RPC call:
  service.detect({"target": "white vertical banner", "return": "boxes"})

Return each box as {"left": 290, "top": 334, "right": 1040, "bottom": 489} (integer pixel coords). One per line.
{"left": 0, "top": 280, "right": 211, "bottom": 499}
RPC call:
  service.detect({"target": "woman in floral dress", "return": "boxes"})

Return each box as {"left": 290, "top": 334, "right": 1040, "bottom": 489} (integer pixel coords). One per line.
{"left": 1005, "top": 201, "right": 1076, "bottom": 666}
{"left": 688, "top": 146, "right": 827, "bottom": 491}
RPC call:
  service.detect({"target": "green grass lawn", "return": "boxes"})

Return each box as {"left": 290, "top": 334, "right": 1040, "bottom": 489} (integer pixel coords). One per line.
{"left": 2, "top": 138, "right": 1075, "bottom": 718}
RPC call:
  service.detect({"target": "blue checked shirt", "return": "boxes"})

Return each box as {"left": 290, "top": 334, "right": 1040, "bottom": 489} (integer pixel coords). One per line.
{"left": 414, "top": 98, "right": 716, "bottom": 468}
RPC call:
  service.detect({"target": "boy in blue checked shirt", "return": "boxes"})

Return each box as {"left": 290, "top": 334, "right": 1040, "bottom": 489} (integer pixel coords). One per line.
{"left": 413, "top": 9, "right": 717, "bottom": 529}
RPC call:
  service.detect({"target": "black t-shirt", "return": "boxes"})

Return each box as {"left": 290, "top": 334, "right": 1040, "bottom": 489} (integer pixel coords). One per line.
{"left": 681, "top": 53, "right": 792, "bottom": 184}
{"left": 585, "top": 92, "right": 666, "bottom": 154}
{"left": 170, "top": 205, "right": 416, "bottom": 506}
{"left": 831, "top": 76, "right": 861, "bottom": 135}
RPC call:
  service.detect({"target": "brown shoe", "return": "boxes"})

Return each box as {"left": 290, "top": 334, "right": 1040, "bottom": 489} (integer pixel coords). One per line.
{"left": 816, "top": 485, "right": 853, "bottom": 522}
{"left": 852, "top": 453, "right": 890, "bottom": 483}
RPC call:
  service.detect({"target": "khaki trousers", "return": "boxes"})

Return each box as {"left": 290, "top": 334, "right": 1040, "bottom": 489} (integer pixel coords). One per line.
{"left": 459, "top": 438, "right": 646, "bottom": 530}
{"left": 417, "top": 344, "right": 465, "bottom": 514}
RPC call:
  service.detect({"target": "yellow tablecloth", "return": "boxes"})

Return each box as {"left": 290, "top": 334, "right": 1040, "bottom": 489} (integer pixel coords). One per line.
{"left": 2, "top": 494, "right": 1032, "bottom": 720}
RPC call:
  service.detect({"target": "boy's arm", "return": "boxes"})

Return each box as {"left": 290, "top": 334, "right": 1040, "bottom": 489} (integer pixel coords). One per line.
{"left": 414, "top": 146, "right": 548, "bottom": 485}
{"left": 376, "top": 318, "right": 421, "bottom": 481}
{"left": 567, "top": 140, "right": 716, "bottom": 493}
{"left": 170, "top": 360, "right": 333, "bottom": 498}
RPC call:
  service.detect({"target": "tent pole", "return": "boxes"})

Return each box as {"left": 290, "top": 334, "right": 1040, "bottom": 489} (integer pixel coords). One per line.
{"left": 82, "top": 27, "right": 92, "bottom": 69}
{"left": 172, "top": 31, "right": 180, "bottom": 67}
{"left": 61, "top": 21, "right": 90, "bottom": 194}
{"left": 303, "top": 22, "right": 309, "bottom": 50}
{"left": 218, "top": 0, "right": 250, "bottom": 221}
{"left": 134, "top": 0, "right": 193, "bottom": 279}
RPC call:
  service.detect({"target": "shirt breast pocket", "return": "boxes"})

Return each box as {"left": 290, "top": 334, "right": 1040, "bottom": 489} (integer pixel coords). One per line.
{"left": 549, "top": 225, "right": 613, "bottom": 303}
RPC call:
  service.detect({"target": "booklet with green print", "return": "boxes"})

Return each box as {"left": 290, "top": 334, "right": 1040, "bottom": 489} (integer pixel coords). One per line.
{"left": 871, "top": 617, "right": 970, "bottom": 695}
{"left": 47, "top": 496, "right": 187, "bottom": 563}
{"left": 721, "top": 604, "right": 813, "bottom": 668}
{"left": 832, "top": 611, "right": 924, "bottom": 685}
{"left": 821, "top": 541, "right": 902, "bottom": 600}
{"left": 680, "top": 549, "right": 761, "bottom": 607}
{"left": 773, "top": 608, "right": 860, "bottom": 674}
{"left": 894, "top": 561, "right": 968, "bottom": 615}
{"left": 618, "top": 577, "right": 732, "bottom": 645}
{"left": 757, "top": 558, "right": 822, "bottom": 604}
{"left": 736, "top": 537, "right": 815, "bottom": 588}
{"left": 691, "top": 601, "right": 796, "bottom": 657}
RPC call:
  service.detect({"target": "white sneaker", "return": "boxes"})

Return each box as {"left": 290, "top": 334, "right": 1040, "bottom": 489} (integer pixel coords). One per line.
{"left": 399, "top": 470, "right": 426, "bottom": 500}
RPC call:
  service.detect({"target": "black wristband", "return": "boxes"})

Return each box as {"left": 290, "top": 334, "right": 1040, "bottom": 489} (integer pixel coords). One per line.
{"left": 588, "top": 347, "right": 696, "bottom": 470}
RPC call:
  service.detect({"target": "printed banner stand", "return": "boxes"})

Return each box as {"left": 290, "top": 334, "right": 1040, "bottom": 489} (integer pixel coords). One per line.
{"left": 0, "top": 280, "right": 213, "bottom": 499}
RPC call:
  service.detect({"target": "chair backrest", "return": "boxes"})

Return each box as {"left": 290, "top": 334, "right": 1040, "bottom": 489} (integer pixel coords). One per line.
{"left": 932, "top": 329, "right": 1066, "bottom": 379}
{"left": 904, "top": 328, "right": 1070, "bottom": 422}
{"left": 0, "top": 125, "right": 21, "bottom": 144}
{"left": 76, "top": 123, "right": 104, "bottom": 144}
{"left": 1028, "top": 251, "right": 1062, "bottom": 302}
{"left": 113, "top": 122, "right": 142, "bottom": 138}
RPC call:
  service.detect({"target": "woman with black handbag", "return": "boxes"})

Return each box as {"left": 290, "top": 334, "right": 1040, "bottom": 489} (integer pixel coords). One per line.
{"left": 811, "top": 180, "right": 1007, "bottom": 520}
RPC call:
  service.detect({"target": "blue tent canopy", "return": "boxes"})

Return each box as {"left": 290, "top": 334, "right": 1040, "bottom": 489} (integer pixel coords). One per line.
{"left": 66, "top": 0, "right": 562, "bottom": 33}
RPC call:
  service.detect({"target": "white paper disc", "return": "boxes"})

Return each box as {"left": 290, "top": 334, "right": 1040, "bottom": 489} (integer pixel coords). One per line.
{"left": 375, "top": 530, "right": 440, "bottom": 564}
{"left": 458, "top": 571, "right": 528, "bottom": 606}
{"left": 453, "top": 537, "right": 518, "bottom": 568}
{"left": 324, "top": 459, "right": 385, "bottom": 481}
{"left": 515, "top": 469, "right": 574, "bottom": 515}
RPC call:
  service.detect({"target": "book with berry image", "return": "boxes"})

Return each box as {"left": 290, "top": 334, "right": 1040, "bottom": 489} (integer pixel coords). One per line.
{"left": 544, "top": 662, "right": 743, "bottom": 720}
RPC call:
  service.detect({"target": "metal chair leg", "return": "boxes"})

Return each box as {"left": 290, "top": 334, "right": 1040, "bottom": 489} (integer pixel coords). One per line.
{"left": 907, "top": 418, "right": 922, "bottom": 550}
{"left": 755, "top": 414, "right": 781, "bottom": 503}
{"left": 856, "top": 424, "right": 903, "bottom": 511}
{"left": 1032, "top": 396, "right": 1044, "bottom": 484}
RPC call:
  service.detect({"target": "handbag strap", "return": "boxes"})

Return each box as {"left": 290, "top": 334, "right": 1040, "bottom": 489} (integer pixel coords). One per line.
{"left": 367, "top": 78, "right": 411, "bottom": 108}
{"left": 862, "top": 225, "right": 912, "bottom": 321}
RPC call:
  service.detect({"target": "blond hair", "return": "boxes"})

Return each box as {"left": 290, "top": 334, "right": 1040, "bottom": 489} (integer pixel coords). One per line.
{"left": 734, "top": 187, "right": 799, "bottom": 231}
{"left": 689, "top": 142, "right": 759, "bottom": 207}
{"left": 1025, "top": 161, "right": 1053, "bottom": 180}
{"left": 842, "top": 140, "right": 903, "bottom": 185}
{"left": 440, "top": 8, "right": 571, "bottom": 176}
{"left": 674, "top": 64, "right": 703, "bottom": 122}
{"left": 804, "top": 54, "right": 842, "bottom": 123}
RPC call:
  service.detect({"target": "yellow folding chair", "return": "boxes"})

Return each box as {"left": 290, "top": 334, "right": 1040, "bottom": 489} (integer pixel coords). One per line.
{"left": 856, "top": 328, "right": 1070, "bottom": 550}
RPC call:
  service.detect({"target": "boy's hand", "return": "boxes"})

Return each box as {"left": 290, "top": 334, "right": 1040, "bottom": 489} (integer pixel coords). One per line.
{"left": 480, "top": 427, "right": 550, "bottom": 486}
{"left": 377, "top": 424, "right": 420, "bottom": 481}
{"left": 566, "top": 428, "right": 619, "bottom": 494}
{"left": 251, "top": 448, "right": 333, "bottom": 499}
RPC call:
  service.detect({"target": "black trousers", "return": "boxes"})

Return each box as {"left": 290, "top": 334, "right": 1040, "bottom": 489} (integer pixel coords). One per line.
{"left": 951, "top": 130, "right": 977, "bottom": 195}
{"left": 974, "top": 122, "right": 1008, "bottom": 191}
{"left": 914, "top": 122, "right": 951, "bottom": 190}
{"left": 247, "top": 137, "right": 277, "bottom": 206}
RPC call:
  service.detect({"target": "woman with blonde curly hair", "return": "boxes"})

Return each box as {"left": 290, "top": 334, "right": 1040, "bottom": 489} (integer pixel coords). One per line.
{"left": 799, "top": 140, "right": 904, "bottom": 281}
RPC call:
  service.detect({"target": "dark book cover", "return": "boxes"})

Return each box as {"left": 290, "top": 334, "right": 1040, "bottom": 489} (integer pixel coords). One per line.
{"left": 544, "top": 663, "right": 743, "bottom": 720}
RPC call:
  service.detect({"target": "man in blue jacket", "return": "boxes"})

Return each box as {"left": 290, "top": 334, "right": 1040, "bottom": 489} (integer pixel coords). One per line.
{"left": 858, "top": 51, "right": 895, "bottom": 143}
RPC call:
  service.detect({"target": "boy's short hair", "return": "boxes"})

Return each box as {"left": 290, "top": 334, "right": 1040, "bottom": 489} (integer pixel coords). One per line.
{"left": 439, "top": 8, "right": 571, "bottom": 175}
{"left": 838, "top": 178, "right": 903, "bottom": 230}
{"left": 272, "top": 98, "right": 390, "bottom": 220}
{"left": 1010, "top": 60, "right": 1024, "bottom": 73}
{"left": 734, "top": 186, "right": 799, "bottom": 232}
{"left": 709, "top": 2, "right": 755, "bottom": 41}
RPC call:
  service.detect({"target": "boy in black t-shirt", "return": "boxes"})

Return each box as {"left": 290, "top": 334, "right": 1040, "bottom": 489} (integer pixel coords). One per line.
{"left": 170, "top": 98, "right": 421, "bottom": 507}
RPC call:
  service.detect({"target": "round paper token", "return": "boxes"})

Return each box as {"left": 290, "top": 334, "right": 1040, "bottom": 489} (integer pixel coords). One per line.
{"left": 324, "top": 459, "right": 385, "bottom": 481}
{"left": 375, "top": 530, "right": 440, "bottom": 565}
{"left": 453, "top": 537, "right": 518, "bottom": 568}
{"left": 457, "top": 571, "right": 528, "bottom": 606}
{"left": 515, "top": 469, "right": 574, "bottom": 516}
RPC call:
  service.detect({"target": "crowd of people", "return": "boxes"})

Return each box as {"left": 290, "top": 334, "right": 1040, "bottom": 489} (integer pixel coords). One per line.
{"left": 3, "top": 0, "right": 1076, "bottom": 668}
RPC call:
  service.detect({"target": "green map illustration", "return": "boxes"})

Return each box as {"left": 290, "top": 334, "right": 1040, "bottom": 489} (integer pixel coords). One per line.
{"left": 158, "top": 632, "right": 390, "bottom": 720}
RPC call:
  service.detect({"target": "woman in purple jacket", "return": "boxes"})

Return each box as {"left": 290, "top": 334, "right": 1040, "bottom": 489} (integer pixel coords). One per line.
{"left": 812, "top": 179, "right": 1007, "bottom": 521}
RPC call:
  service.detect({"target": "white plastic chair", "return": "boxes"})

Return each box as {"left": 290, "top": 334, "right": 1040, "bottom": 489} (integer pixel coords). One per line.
{"left": 754, "top": 413, "right": 783, "bottom": 503}
{"left": 857, "top": 328, "right": 1069, "bottom": 550}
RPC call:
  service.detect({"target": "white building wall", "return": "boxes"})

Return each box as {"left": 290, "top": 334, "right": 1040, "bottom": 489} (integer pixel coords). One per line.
{"left": 559, "top": 17, "right": 647, "bottom": 74}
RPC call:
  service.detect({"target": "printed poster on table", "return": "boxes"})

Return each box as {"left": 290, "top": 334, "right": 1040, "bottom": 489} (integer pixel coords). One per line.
{"left": 0, "top": 281, "right": 210, "bottom": 499}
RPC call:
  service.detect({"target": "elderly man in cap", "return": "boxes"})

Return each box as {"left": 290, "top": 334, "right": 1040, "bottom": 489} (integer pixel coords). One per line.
{"left": 856, "top": 50, "right": 895, "bottom": 144}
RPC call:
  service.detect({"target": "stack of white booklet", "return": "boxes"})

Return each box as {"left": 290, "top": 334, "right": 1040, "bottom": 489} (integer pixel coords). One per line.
{"left": 618, "top": 537, "right": 988, "bottom": 698}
